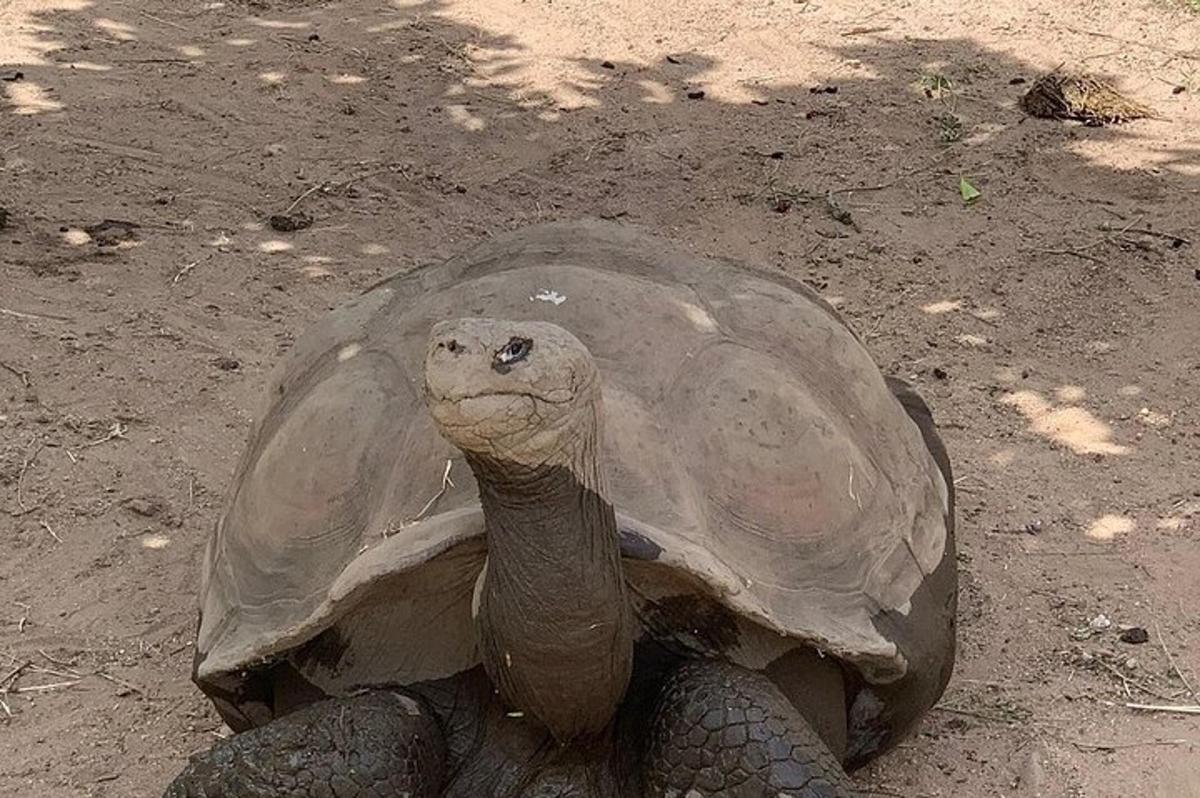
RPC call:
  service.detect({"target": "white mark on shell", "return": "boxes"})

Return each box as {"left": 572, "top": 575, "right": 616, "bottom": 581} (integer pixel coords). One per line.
{"left": 142, "top": 534, "right": 170, "bottom": 550}
{"left": 338, "top": 343, "right": 362, "bottom": 362}
{"left": 531, "top": 289, "right": 566, "bottom": 305}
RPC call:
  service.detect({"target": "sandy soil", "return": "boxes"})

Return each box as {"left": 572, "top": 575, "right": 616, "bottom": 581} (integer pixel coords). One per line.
{"left": 2, "top": 0, "right": 1199, "bottom": 796}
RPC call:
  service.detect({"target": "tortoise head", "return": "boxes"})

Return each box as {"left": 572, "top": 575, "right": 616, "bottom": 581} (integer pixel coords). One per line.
{"left": 423, "top": 318, "right": 601, "bottom": 464}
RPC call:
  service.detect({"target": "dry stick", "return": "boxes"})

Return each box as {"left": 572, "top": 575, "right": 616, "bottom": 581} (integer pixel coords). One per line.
{"left": 1155, "top": 618, "right": 1198, "bottom": 703}
{"left": 282, "top": 165, "right": 409, "bottom": 215}
{"left": 37, "top": 650, "right": 75, "bottom": 669}
{"left": 1038, "top": 248, "right": 1110, "bottom": 267}
{"left": 39, "top": 520, "right": 62, "bottom": 543}
{"left": 1093, "top": 657, "right": 1179, "bottom": 702}
{"left": 1104, "top": 225, "right": 1192, "bottom": 245}
{"left": 0, "top": 306, "right": 72, "bottom": 322}
{"left": 172, "top": 261, "right": 199, "bottom": 284}
{"left": 14, "top": 441, "right": 44, "bottom": 515}
{"left": 1126, "top": 703, "right": 1200, "bottom": 716}
{"left": 1065, "top": 27, "right": 1199, "bottom": 61}
{"left": 1073, "top": 739, "right": 1188, "bottom": 752}
{"left": 10, "top": 679, "right": 80, "bottom": 693}
{"left": 96, "top": 670, "right": 145, "bottom": 696}
{"left": 84, "top": 423, "right": 128, "bottom": 448}
{"left": 0, "top": 361, "right": 30, "bottom": 387}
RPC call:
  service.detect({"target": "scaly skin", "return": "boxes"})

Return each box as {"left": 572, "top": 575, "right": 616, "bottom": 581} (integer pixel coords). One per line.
{"left": 644, "top": 660, "right": 859, "bottom": 798}
{"left": 163, "top": 691, "right": 446, "bottom": 798}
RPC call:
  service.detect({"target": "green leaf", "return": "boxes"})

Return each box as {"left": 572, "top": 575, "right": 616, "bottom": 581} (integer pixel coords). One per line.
{"left": 959, "top": 177, "right": 982, "bottom": 203}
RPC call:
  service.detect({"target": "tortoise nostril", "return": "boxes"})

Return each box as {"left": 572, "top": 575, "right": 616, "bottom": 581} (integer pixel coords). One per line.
{"left": 441, "top": 339, "right": 462, "bottom": 354}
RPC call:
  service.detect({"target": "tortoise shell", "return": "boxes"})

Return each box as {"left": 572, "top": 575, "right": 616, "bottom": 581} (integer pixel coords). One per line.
{"left": 193, "top": 220, "right": 955, "bottom": 757}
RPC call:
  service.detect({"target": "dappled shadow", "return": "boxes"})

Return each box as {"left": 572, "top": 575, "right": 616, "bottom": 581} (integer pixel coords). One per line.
{"left": 2, "top": 0, "right": 1200, "bottom": 795}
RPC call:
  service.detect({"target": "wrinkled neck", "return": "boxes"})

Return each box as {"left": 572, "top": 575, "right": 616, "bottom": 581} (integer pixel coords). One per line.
{"left": 468, "top": 418, "right": 634, "bottom": 743}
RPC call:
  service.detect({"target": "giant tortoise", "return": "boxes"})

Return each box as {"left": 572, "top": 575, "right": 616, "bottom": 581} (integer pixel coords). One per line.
{"left": 165, "top": 219, "right": 957, "bottom": 797}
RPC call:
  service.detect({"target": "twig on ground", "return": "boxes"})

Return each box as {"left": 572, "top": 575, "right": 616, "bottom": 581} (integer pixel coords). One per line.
{"left": 37, "top": 650, "right": 76, "bottom": 668}
{"left": 1125, "top": 702, "right": 1200, "bottom": 715}
{"left": 1036, "top": 248, "right": 1110, "bottom": 267}
{"left": 172, "top": 261, "right": 199, "bottom": 284}
{"left": 0, "top": 661, "right": 29, "bottom": 691}
{"left": 84, "top": 423, "right": 128, "bottom": 448}
{"left": 14, "top": 440, "right": 45, "bottom": 515}
{"left": 1065, "top": 27, "right": 1199, "bottom": 61}
{"left": 1072, "top": 738, "right": 1188, "bottom": 752}
{"left": 0, "top": 361, "right": 30, "bottom": 387}
{"left": 1155, "top": 618, "right": 1198, "bottom": 703}
{"left": 10, "top": 679, "right": 80, "bottom": 693}
{"left": 0, "top": 306, "right": 72, "bottom": 322}
{"left": 1102, "top": 225, "right": 1191, "bottom": 246}
{"left": 39, "top": 520, "right": 62, "bottom": 543}
{"left": 96, "top": 670, "right": 145, "bottom": 696}
{"left": 1092, "top": 656, "right": 1179, "bottom": 702}
{"left": 282, "top": 164, "right": 409, "bottom": 215}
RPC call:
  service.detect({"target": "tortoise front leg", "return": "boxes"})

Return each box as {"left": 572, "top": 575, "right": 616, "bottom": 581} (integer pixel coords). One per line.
{"left": 164, "top": 690, "right": 446, "bottom": 798}
{"left": 643, "top": 660, "right": 858, "bottom": 798}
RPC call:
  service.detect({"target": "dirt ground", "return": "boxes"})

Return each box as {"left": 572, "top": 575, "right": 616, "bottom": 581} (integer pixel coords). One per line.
{"left": 2, "top": 0, "right": 1199, "bottom": 795}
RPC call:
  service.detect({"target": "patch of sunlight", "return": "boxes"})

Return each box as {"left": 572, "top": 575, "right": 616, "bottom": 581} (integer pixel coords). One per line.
{"left": 259, "top": 71, "right": 286, "bottom": 85}
{"left": 0, "top": 0, "right": 92, "bottom": 65}
{"left": 329, "top": 74, "right": 367, "bottom": 85}
{"left": 676, "top": 300, "right": 718, "bottom": 333}
{"left": 301, "top": 264, "right": 335, "bottom": 279}
{"left": 368, "top": 20, "right": 415, "bottom": 33}
{"left": 956, "top": 333, "right": 989, "bottom": 348}
{"left": 303, "top": 255, "right": 333, "bottom": 264}
{"left": 226, "top": 38, "right": 257, "bottom": 47}
{"left": 1056, "top": 385, "right": 1086, "bottom": 403}
{"left": 823, "top": 295, "right": 845, "bottom": 308}
{"left": 971, "top": 307, "right": 1002, "bottom": 321}
{"left": 1067, "top": 137, "right": 1200, "bottom": 179}
{"left": 446, "top": 104, "right": 486, "bottom": 131}
{"left": 6, "top": 82, "right": 64, "bottom": 115}
{"left": 1085, "top": 340, "right": 1115, "bottom": 354}
{"left": 1000, "top": 389, "right": 1129, "bottom": 456}
{"left": 62, "top": 61, "right": 113, "bottom": 72}
{"left": 921, "top": 299, "right": 961, "bottom": 315}
{"left": 989, "top": 448, "right": 1017, "bottom": 467}
{"left": 360, "top": 243, "right": 390, "bottom": 256}
{"left": 242, "top": 221, "right": 264, "bottom": 232}
{"left": 993, "top": 366, "right": 1020, "bottom": 384}
{"left": 178, "top": 45, "right": 206, "bottom": 58}
{"left": 1157, "top": 501, "right": 1199, "bottom": 531}
{"left": 62, "top": 228, "right": 91, "bottom": 246}
{"left": 251, "top": 18, "right": 311, "bottom": 30}
{"left": 258, "top": 240, "right": 293, "bottom": 253}
{"left": 638, "top": 79, "right": 674, "bottom": 105}
{"left": 1137, "top": 408, "right": 1171, "bottom": 429}
{"left": 1086, "top": 514, "right": 1134, "bottom": 541}
{"left": 1118, "top": 385, "right": 1143, "bottom": 397}
{"left": 142, "top": 533, "right": 171, "bottom": 549}
{"left": 94, "top": 18, "right": 138, "bottom": 42}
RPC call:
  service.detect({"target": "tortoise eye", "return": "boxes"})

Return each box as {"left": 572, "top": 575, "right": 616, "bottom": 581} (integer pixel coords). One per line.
{"left": 495, "top": 337, "right": 533, "bottom": 367}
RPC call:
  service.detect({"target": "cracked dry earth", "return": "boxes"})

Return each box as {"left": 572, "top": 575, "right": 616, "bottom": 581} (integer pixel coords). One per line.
{"left": 2, "top": 0, "right": 1199, "bottom": 796}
